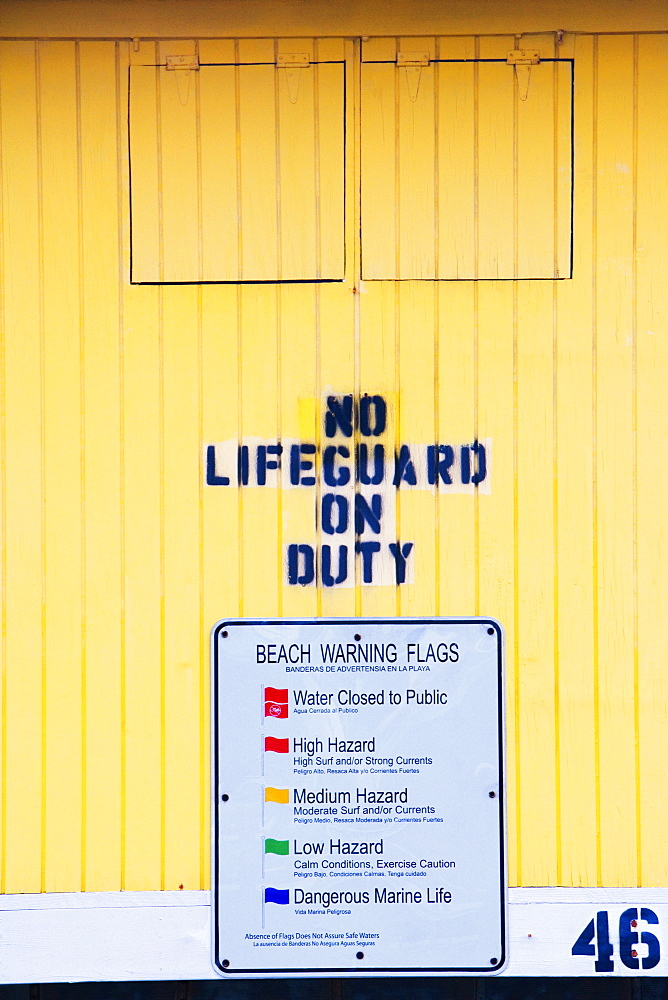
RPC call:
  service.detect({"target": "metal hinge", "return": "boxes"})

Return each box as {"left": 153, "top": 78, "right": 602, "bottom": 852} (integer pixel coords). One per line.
{"left": 397, "top": 52, "right": 430, "bottom": 68}
{"left": 166, "top": 54, "right": 199, "bottom": 71}
{"left": 506, "top": 49, "right": 541, "bottom": 66}
{"left": 506, "top": 49, "right": 540, "bottom": 101}
{"left": 165, "top": 54, "right": 199, "bottom": 106}
{"left": 277, "top": 53, "right": 310, "bottom": 104}
{"left": 397, "top": 52, "right": 430, "bottom": 103}
{"left": 277, "top": 53, "right": 310, "bottom": 69}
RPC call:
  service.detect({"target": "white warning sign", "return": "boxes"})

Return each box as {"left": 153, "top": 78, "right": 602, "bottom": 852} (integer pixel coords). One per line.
{"left": 212, "top": 618, "right": 506, "bottom": 977}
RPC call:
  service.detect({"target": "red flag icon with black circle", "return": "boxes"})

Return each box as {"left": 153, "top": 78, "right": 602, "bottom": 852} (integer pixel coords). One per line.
{"left": 264, "top": 687, "right": 288, "bottom": 719}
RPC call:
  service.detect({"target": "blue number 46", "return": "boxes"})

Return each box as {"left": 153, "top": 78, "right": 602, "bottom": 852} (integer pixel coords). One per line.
{"left": 572, "top": 908, "right": 660, "bottom": 971}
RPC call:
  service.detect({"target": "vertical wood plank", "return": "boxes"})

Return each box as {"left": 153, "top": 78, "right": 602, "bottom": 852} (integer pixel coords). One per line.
{"left": 516, "top": 63, "right": 556, "bottom": 277}
{"left": 129, "top": 65, "right": 160, "bottom": 283}
{"left": 202, "top": 287, "right": 242, "bottom": 626}
{"left": 476, "top": 59, "right": 515, "bottom": 278}
{"left": 239, "top": 65, "right": 278, "bottom": 280}
{"left": 554, "top": 33, "right": 598, "bottom": 886}
{"left": 316, "top": 62, "right": 346, "bottom": 280}
{"left": 358, "top": 284, "right": 399, "bottom": 615}
{"left": 78, "top": 40, "right": 123, "bottom": 890}
{"left": 515, "top": 281, "right": 558, "bottom": 885}
{"left": 556, "top": 59, "right": 574, "bottom": 279}
{"left": 200, "top": 284, "right": 241, "bottom": 883}
{"left": 316, "top": 40, "right": 358, "bottom": 618}
{"left": 635, "top": 32, "right": 668, "bottom": 887}
{"left": 240, "top": 287, "right": 280, "bottom": 616}
{"left": 162, "top": 285, "right": 202, "bottom": 888}
{"left": 122, "top": 45, "right": 162, "bottom": 892}
{"left": 278, "top": 66, "right": 318, "bottom": 280}
{"left": 317, "top": 282, "right": 357, "bottom": 618}
{"left": 40, "top": 41, "right": 83, "bottom": 892}
{"left": 396, "top": 284, "right": 437, "bottom": 615}
{"left": 361, "top": 60, "right": 397, "bottom": 279}
{"left": 595, "top": 34, "right": 637, "bottom": 887}
{"left": 159, "top": 67, "right": 200, "bottom": 281}
{"left": 0, "top": 41, "right": 44, "bottom": 893}
{"left": 398, "top": 64, "right": 435, "bottom": 279}
{"left": 279, "top": 286, "right": 319, "bottom": 616}
{"left": 436, "top": 283, "right": 476, "bottom": 616}
{"left": 476, "top": 282, "right": 517, "bottom": 884}
{"left": 199, "top": 66, "right": 239, "bottom": 282}
{"left": 437, "top": 58, "right": 475, "bottom": 279}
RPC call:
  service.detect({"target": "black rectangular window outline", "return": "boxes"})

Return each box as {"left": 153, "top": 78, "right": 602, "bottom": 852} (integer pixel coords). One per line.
{"left": 359, "top": 58, "right": 575, "bottom": 282}
{"left": 128, "top": 60, "right": 347, "bottom": 286}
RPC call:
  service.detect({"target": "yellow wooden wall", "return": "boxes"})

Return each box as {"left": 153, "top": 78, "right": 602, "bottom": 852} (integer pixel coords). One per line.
{"left": 0, "top": 27, "right": 667, "bottom": 893}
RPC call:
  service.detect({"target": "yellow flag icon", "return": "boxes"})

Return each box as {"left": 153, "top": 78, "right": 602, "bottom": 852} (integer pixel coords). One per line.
{"left": 264, "top": 787, "right": 290, "bottom": 804}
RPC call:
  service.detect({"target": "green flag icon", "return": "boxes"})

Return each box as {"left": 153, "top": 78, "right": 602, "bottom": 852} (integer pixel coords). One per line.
{"left": 264, "top": 838, "right": 290, "bottom": 856}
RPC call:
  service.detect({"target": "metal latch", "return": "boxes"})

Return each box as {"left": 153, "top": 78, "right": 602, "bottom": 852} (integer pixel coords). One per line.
{"left": 277, "top": 53, "right": 310, "bottom": 104}
{"left": 165, "top": 54, "right": 199, "bottom": 105}
{"left": 506, "top": 50, "right": 540, "bottom": 101}
{"left": 166, "top": 54, "right": 199, "bottom": 71}
{"left": 397, "top": 52, "right": 430, "bottom": 103}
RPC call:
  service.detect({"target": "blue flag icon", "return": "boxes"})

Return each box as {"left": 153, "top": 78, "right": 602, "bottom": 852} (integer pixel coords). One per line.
{"left": 264, "top": 887, "right": 289, "bottom": 905}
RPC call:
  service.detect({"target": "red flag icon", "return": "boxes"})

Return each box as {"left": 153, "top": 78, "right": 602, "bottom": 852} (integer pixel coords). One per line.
{"left": 264, "top": 687, "right": 289, "bottom": 719}
{"left": 265, "top": 736, "right": 290, "bottom": 754}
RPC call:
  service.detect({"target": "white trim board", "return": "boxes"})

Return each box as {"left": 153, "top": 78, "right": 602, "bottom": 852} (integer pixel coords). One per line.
{"left": 1, "top": 888, "right": 668, "bottom": 982}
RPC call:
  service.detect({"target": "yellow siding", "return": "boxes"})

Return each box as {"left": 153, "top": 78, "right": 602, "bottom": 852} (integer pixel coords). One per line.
{"left": 636, "top": 33, "right": 668, "bottom": 888}
{"left": 0, "top": 26, "right": 668, "bottom": 893}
